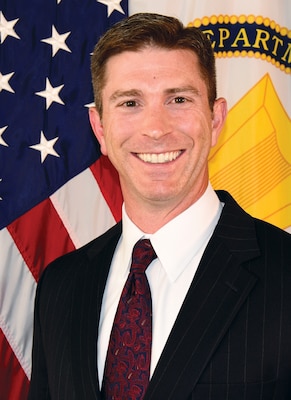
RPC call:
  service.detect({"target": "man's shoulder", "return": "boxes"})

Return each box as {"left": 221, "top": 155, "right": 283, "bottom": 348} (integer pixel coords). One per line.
{"left": 41, "top": 221, "right": 122, "bottom": 280}
{"left": 253, "top": 214, "right": 291, "bottom": 252}
{"left": 216, "top": 189, "right": 291, "bottom": 247}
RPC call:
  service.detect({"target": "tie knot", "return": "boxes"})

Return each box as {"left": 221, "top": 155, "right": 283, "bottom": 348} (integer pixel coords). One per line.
{"left": 131, "top": 239, "right": 157, "bottom": 274}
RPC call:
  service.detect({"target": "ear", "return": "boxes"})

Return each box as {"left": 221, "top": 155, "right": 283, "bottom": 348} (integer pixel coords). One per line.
{"left": 89, "top": 107, "right": 108, "bottom": 156}
{"left": 211, "top": 97, "right": 227, "bottom": 147}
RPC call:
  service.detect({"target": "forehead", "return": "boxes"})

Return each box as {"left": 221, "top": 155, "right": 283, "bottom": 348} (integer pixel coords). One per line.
{"left": 103, "top": 47, "right": 203, "bottom": 88}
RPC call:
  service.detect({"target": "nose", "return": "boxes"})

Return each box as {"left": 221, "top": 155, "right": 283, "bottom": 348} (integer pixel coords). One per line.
{"left": 141, "top": 105, "right": 171, "bottom": 139}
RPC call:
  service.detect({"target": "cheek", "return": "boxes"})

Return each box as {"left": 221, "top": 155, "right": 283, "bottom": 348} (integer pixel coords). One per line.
{"left": 186, "top": 120, "right": 211, "bottom": 149}
{"left": 102, "top": 130, "right": 125, "bottom": 167}
{"left": 99, "top": 119, "right": 118, "bottom": 156}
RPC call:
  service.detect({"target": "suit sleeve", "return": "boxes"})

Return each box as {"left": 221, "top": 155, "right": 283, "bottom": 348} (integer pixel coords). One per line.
{"left": 28, "top": 272, "right": 51, "bottom": 400}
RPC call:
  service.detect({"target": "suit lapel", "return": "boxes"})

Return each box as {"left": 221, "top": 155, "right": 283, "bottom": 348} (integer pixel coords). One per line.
{"left": 70, "top": 223, "right": 121, "bottom": 400}
{"left": 145, "top": 191, "right": 260, "bottom": 399}
{"left": 68, "top": 191, "right": 261, "bottom": 399}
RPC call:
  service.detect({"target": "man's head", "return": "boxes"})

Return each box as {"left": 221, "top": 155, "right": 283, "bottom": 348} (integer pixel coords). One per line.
{"left": 89, "top": 13, "right": 227, "bottom": 231}
{"left": 91, "top": 13, "right": 217, "bottom": 116}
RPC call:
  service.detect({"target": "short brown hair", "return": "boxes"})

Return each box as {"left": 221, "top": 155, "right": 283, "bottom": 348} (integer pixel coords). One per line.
{"left": 91, "top": 13, "right": 217, "bottom": 115}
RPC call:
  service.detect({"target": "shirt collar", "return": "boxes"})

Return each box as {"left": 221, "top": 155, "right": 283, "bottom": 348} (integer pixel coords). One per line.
{"left": 120, "top": 183, "right": 222, "bottom": 282}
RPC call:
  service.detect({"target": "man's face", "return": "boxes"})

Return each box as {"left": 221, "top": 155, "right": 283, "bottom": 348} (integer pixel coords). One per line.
{"left": 90, "top": 47, "right": 226, "bottom": 213}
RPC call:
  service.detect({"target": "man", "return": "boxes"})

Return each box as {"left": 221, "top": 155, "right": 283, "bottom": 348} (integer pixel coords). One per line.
{"left": 28, "top": 13, "right": 291, "bottom": 400}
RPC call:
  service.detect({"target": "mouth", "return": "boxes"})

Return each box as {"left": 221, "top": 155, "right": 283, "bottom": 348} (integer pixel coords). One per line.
{"left": 135, "top": 151, "right": 183, "bottom": 164}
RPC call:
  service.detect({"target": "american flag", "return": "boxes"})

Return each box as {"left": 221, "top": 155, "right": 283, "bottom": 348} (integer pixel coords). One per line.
{"left": 0, "top": 1, "right": 125, "bottom": 397}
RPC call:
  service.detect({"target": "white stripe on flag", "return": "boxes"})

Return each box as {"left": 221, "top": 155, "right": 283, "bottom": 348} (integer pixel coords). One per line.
{"left": 50, "top": 167, "right": 116, "bottom": 249}
{"left": 0, "top": 227, "right": 36, "bottom": 379}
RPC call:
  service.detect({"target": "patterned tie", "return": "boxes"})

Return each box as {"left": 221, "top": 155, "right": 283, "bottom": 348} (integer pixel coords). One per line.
{"left": 102, "top": 239, "right": 157, "bottom": 400}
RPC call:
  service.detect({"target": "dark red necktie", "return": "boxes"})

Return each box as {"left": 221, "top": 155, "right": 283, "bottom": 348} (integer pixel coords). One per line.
{"left": 102, "top": 239, "right": 157, "bottom": 400}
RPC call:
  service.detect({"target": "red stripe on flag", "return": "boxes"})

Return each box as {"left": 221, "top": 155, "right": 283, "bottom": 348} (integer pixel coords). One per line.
{"left": 90, "top": 156, "right": 123, "bottom": 223}
{"left": 7, "top": 198, "right": 76, "bottom": 282}
{"left": 0, "top": 328, "right": 30, "bottom": 399}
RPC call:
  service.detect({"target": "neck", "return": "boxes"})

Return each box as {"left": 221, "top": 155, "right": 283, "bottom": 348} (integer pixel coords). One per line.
{"left": 123, "top": 184, "right": 208, "bottom": 234}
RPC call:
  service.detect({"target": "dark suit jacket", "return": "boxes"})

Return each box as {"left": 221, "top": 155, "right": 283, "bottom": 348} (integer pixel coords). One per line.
{"left": 28, "top": 191, "right": 291, "bottom": 399}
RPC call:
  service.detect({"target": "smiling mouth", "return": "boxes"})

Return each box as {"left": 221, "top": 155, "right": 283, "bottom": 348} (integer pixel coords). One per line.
{"left": 136, "top": 151, "right": 182, "bottom": 164}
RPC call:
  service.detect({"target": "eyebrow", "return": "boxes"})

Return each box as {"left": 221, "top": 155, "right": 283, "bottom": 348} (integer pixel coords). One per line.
{"left": 109, "top": 89, "right": 142, "bottom": 102}
{"left": 109, "top": 86, "right": 200, "bottom": 102}
{"left": 164, "top": 86, "right": 200, "bottom": 96}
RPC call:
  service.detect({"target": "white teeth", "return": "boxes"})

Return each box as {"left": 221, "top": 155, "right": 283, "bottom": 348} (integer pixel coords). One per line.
{"left": 137, "top": 151, "right": 181, "bottom": 164}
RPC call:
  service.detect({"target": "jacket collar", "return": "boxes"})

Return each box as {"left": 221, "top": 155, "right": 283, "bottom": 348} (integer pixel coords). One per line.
{"left": 145, "top": 191, "right": 260, "bottom": 399}
{"left": 71, "top": 191, "right": 260, "bottom": 399}
{"left": 70, "top": 222, "right": 122, "bottom": 399}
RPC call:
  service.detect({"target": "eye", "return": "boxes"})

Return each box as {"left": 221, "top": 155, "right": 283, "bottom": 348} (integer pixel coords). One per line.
{"left": 122, "top": 100, "right": 137, "bottom": 107}
{"left": 174, "top": 96, "right": 187, "bottom": 104}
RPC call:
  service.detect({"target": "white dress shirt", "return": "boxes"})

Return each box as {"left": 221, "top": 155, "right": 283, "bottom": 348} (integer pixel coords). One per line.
{"left": 97, "top": 183, "right": 223, "bottom": 385}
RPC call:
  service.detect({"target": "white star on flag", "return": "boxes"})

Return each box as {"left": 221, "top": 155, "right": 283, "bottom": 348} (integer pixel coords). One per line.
{"left": 29, "top": 131, "right": 60, "bottom": 163}
{"left": 85, "top": 102, "right": 95, "bottom": 108}
{"left": 0, "top": 72, "right": 15, "bottom": 93}
{"left": 41, "top": 25, "right": 71, "bottom": 57}
{"left": 35, "top": 78, "right": 65, "bottom": 109}
{"left": 0, "top": 11, "right": 20, "bottom": 43}
{"left": 0, "top": 126, "right": 9, "bottom": 147}
{"left": 97, "top": 0, "right": 125, "bottom": 17}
